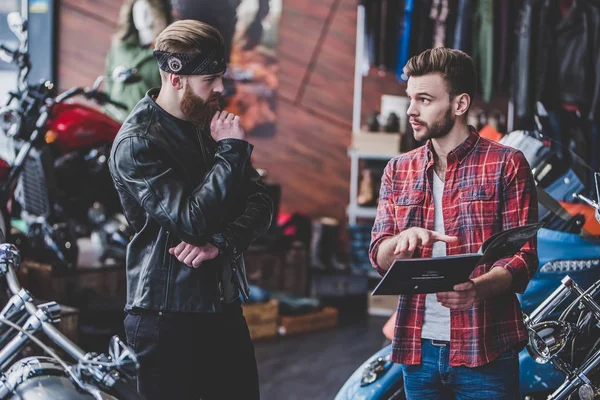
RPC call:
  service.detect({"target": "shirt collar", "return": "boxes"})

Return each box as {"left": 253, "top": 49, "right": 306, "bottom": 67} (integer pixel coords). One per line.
{"left": 425, "top": 125, "right": 480, "bottom": 166}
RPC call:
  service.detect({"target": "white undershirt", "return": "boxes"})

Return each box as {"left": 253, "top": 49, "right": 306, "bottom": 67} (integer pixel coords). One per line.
{"left": 421, "top": 172, "right": 451, "bottom": 341}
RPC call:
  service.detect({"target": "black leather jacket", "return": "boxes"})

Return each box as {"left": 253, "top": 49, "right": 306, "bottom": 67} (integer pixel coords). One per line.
{"left": 108, "top": 89, "right": 273, "bottom": 313}
{"left": 514, "top": 0, "right": 600, "bottom": 126}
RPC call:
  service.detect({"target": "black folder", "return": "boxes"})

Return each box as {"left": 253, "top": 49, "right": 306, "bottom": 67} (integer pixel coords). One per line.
{"left": 372, "top": 223, "right": 543, "bottom": 295}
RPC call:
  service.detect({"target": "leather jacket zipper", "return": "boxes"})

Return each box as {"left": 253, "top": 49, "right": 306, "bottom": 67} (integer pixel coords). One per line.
{"left": 197, "top": 128, "right": 226, "bottom": 302}
{"left": 231, "top": 262, "right": 250, "bottom": 301}
{"left": 217, "top": 276, "right": 225, "bottom": 302}
{"left": 195, "top": 128, "right": 208, "bottom": 166}
{"left": 164, "top": 231, "right": 172, "bottom": 309}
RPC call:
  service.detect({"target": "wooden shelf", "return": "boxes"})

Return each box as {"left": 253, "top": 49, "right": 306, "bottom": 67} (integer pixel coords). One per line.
{"left": 348, "top": 147, "right": 400, "bottom": 160}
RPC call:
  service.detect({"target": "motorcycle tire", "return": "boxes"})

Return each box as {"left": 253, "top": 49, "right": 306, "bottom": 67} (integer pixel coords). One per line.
{"left": 0, "top": 207, "right": 8, "bottom": 242}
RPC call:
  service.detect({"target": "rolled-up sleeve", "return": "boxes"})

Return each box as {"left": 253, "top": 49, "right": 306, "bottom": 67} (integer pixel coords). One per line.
{"left": 493, "top": 150, "right": 539, "bottom": 293}
{"left": 369, "top": 161, "right": 397, "bottom": 276}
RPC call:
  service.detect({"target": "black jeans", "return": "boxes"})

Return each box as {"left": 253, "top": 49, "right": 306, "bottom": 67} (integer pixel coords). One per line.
{"left": 124, "top": 301, "right": 259, "bottom": 400}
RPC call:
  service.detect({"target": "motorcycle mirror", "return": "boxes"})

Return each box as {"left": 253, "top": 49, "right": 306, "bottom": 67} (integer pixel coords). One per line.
{"left": 112, "top": 66, "right": 142, "bottom": 84}
{"left": 92, "top": 76, "right": 105, "bottom": 92}
{"left": 7, "top": 12, "right": 26, "bottom": 41}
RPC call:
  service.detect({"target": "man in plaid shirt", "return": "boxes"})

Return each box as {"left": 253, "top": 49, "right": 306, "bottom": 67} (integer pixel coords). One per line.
{"left": 370, "top": 48, "right": 538, "bottom": 399}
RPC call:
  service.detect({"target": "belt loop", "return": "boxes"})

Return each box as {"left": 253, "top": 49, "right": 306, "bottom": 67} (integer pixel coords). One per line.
{"left": 429, "top": 339, "right": 450, "bottom": 347}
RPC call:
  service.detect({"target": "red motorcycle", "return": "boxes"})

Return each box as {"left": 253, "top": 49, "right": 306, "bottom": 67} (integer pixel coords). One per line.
{"left": 0, "top": 12, "right": 133, "bottom": 269}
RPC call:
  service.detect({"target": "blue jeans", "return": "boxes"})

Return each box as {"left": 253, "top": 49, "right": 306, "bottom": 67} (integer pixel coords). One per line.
{"left": 401, "top": 340, "right": 519, "bottom": 400}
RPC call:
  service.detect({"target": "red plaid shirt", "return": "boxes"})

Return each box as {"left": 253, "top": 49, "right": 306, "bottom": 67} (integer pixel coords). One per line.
{"left": 370, "top": 129, "right": 538, "bottom": 367}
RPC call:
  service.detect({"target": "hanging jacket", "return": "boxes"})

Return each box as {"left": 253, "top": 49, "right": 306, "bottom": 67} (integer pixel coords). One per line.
{"left": 514, "top": 0, "right": 600, "bottom": 124}
{"left": 453, "top": 0, "right": 473, "bottom": 51}
{"left": 413, "top": 0, "right": 435, "bottom": 56}
{"left": 472, "top": 0, "right": 494, "bottom": 102}
{"left": 397, "top": 0, "right": 415, "bottom": 81}
{"left": 429, "top": 0, "right": 449, "bottom": 48}
{"left": 554, "top": 1, "right": 600, "bottom": 121}
{"left": 104, "top": 37, "right": 162, "bottom": 122}
{"left": 513, "top": 0, "right": 537, "bottom": 127}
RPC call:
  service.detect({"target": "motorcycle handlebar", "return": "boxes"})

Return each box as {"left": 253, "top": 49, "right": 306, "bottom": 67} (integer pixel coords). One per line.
{"left": 0, "top": 244, "right": 141, "bottom": 398}
{"left": 85, "top": 90, "right": 128, "bottom": 110}
{"left": 0, "top": 44, "right": 15, "bottom": 61}
{"left": 54, "top": 88, "right": 127, "bottom": 110}
{"left": 54, "top": 87, "right": 84, "bottom": 104}
{"left": 525, "top": 276, "right": 575, "bottom": 326}
{"left": 2, "top": 260, "right": 88, "bottom": 361}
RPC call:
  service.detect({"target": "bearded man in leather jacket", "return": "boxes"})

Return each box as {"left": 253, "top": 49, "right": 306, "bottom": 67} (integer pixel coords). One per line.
{"left": 108, "top": 20, "right": 272, "bottom": 400}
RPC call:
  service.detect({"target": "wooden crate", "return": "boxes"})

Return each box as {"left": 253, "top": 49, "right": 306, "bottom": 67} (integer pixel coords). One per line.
{"left": 244, "top": 242, "right": 310, "bottom": 296}
{"left": 244, "top": 246, "right": 286, "bottom": 292}
{"left": 368, "top": 294, "right": 398, "bottom": 317}
{"left": 278, "top": 307, "right": 338, "bottom": 336}
{"left": 58, "top": 304, "right": 80, "bottom": 344}
{"left": 351, "top": 131, "right": 401, "bottom": 156}
{"left": 72, "top": 264, "right": 126, "bottom": 300}
{"left": 21, "top": 261, "right": 69, "bottom": 304}
{"left": 282, "top": 242, "right": 309, "bottom": 296}
{"left": 21, "top": 261, "right": 126, "bottom": 306}
{"left": 242, "top": 299, "right": 279, "bottom": 341}
{"left": 242, "top": 299, "right": 279, "bottom": 325}
{"left": 21, "top": 303, "right": 80, "bottom": 360}
{"left": 247, "top": 321, "right": 279, "bottom": 341}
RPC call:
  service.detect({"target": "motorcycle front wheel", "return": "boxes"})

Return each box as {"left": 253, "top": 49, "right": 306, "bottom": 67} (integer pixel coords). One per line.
{"left": 0, "top": 207, "right": 8, "bottom": 242}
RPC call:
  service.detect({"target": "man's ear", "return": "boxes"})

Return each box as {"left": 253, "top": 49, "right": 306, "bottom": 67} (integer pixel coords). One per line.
{"left": 454, "top": 93, "right": 471, "bottom": 117}
{"left": 168, "top": 74, "right": 184, "bottom": 90}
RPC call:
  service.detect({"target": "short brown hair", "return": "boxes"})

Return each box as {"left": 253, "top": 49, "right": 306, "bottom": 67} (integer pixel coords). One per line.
{"left": 403, "top": 48, "right": 476, "bottom": 103}
{"left": 154, "top": 20, "right": 224, "bottom": 79}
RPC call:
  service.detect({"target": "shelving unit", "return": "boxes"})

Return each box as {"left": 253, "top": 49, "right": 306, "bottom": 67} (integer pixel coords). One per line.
{"left": 347, "top": 148, "right": 398, "bottom": 224}
{"left": 346, "top": 5, "right": 401, "bottom": 285}
{"left": 347, "top": 4, "right": 401, "bottom": 225}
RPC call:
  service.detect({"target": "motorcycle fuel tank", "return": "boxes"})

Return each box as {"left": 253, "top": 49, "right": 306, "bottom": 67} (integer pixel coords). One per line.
{"left": 0, "top": 158, "right": 9, "bottom": 181}
{"left": 44, "top": 102, "right": 121, "bottom": 154}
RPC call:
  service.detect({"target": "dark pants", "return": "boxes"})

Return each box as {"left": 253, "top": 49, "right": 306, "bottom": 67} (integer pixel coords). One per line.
{"left": 124, "top": 301, "right": 259, "bottom": 400}
{"left": 401, "top": 339, "right": 520, "bottom": 400}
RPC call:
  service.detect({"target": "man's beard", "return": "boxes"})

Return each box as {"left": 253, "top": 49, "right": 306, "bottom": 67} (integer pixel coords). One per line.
{"left": 413, "top": 106, "right": 455, "bottom": 141}
{"left": 180, "top": 84, "right": 221, "bottom": 129}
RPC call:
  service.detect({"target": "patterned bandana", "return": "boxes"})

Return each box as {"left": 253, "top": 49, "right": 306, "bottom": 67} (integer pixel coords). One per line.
{"left": 153, "top": 48, "right": 226, "bottom": 75}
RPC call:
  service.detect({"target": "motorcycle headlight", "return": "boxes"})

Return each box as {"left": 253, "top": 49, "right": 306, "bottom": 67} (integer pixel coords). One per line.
{"left": 527, "top": 320, "right": 577, "bottom": 364}
{"left": 539, "top": 259, "right": 600, "bottom": 273}
{"left": 0, "top": 107, "right": 21, "bottom": 138}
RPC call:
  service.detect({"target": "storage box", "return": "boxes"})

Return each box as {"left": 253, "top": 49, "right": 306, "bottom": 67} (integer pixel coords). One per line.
{"left": 278, "top": 307, "right": 338, "bottom": 336}
{"left": 368, "top": 294, "right": 398, "bottom": 317}
{"left": 244, "top": 242, "right": 310, "bottom": 296}
{"left": 59, "top": 304, "right": 80, "bottom": 343}
{"left": 242, "top": 299, "right": 279, "bottom": 341}
{"left": 72, "top": 264, "right": 127, "bottom": 300}
{"left": 351, "top": 130, "right": 401, "bottom": 156}
{"left": 247, "top": 321, "right": 279, "bottom": 340}
{"left": 21, "top": 261, "right": 126, "bottom": 306}
{"left": 282, "top": 241, "right": 309, "bottom": 296}
{"left": 244, "top": 246, "right": 285, "bottom": 292}
{"left": 21, "top": 261, "right": 69, "bottom": 303}
{"left": 242, "top": 299, "right": 279, "bottom": 325}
